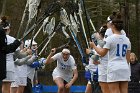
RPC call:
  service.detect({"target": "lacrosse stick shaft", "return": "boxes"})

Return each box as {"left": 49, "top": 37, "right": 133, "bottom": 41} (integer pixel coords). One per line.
{"left": 20, "top": 24, "right": 36, "bottom": 41}
{"left": 89, "top": 19, "right": 96, "bottom": 32}
{"left": 20, "top": 13, "right": 48, "bottom": 41}
{"left": 80, "top": 0, "right": 91, "bottom": 40}
{"left": 17, "top": 0, "right": 29, "bottom": 38}
{"left": 38, "top": 32, "right": 56, "bottom": 56}
{"left": 33, "top": 25, "right": 43, "bottom": 40}
{"left": 78, "top": 2, "right": 89, "bottom": 48}
{"left": 86, "top": 11, "right": 96, "bottom": 32}
{"left": 20, "top": 0, "right": 60, "bottom": 41}
{"left": 68, "top": 24, "right": 86, "bottom": 58}
{"left": 56, "top": 38, "right": 71, "bottom": 50}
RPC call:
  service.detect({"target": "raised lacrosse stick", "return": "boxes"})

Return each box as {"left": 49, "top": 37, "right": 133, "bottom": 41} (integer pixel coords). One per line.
{"left": 33, "top": 17, "right": 49, "bottom": 40}
{"left": 77, "top": 2, "right": 89, "bottom": 48}
{"left": 38, "top": 17, "right": 56, "bottom": 56}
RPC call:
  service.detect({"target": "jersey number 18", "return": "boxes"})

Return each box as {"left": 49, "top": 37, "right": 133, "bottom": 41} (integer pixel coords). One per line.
{"left": 116, "top": 44, "right": 127, "bottom": 57}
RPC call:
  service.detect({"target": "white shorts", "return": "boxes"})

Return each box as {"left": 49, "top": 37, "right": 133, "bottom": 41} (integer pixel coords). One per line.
{"left": 52, "top": 69, "right": 72, "bottom": 82}
{"left": 3, "top": 71, "right": 15, "bottom": 82}
{"left": 98, "top": 63, "right": 107, "bottom": 82}
{"left": 18, "top": 77, "right": 27, "bottom": 86}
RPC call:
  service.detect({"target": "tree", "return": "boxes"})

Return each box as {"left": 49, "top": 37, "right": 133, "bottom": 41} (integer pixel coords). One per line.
{"left": 0, "top": 0, "right": 7, "bottom": 16}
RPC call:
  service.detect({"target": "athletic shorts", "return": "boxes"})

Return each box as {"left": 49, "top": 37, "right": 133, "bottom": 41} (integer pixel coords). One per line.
{"left": 52, "top": 69, "right": 72, "bottom": 82}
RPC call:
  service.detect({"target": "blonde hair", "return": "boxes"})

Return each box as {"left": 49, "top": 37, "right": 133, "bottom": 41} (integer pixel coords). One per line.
{"left": 130, "top": 52, "right": 138, "bottom": 61}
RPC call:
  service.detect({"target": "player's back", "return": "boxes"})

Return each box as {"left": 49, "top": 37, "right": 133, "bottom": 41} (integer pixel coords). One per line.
{"left": 104, "top": 34, "right": 131, "bottom": 64}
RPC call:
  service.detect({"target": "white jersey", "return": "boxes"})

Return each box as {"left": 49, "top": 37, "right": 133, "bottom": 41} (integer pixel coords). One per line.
{"left": 27, "top": 66, "right": 35, "bottom": 82}
{"left": 103, "top": 34, "right": 131, "bottom": 82}
{"left": 6, "top": 35, "right": 16, "bottom": 72}
{"left": 52, "top": 53, "right": 77, "bottom": 82}
{"left": 97, "top": 45, "right": 108, "bottom": 82}
{"left": 86, "top": 58, "right": 97, "bottom": 72}
{"left": 104, "top": 28, "right": 126, "bottom": 38}
{"left": 17, "top": 64, "right": 27, "bottom": 77}
{"left": 98, "top": 28, "right": 126, "bottom": 82}
{"left": 86, "top": 49, "right": 97, "bottom": 72}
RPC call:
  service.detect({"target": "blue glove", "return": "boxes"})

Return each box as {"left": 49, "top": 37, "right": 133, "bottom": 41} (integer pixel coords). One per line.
{"left": 85, "top": 70, "right": 91, "bottom": 80}
{"left": 29, "top": 61, "right": 40, "bottom": 68}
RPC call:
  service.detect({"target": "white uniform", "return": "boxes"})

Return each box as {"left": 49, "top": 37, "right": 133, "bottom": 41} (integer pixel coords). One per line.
{"left": 52, "top": 53, "right": 77, "bottom": 82}
{"left": 11, "top": 65, "right": 20, "bottom": 87}
{"left": 27, "top": 66, "right": 35, "bottom": 83}
{"left": 17, "top": 64, "right": 27, "bottom": 86}
{"left": 103, "top": 34, "right": 131, "bottom": 82}
{"left": 105, "top": 28, "right": 126, "bottom": 38}
{"left": 86, "top": 57, "right": 98, "bottom": 84}
{"left": 98, "top": 45, "right": 108, "bottom": 82}
{"left": 3, "top": 35, "right": 16, "bottom": 82}
{"left": 98, "top": 28, "right": 126, "bottom": 82}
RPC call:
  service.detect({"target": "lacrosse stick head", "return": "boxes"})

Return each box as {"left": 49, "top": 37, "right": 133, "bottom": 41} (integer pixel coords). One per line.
{"left": 43, "top": 17, "right": 49, "bottom": 25}
{"left": 43, "top": 17, "right": 55, "bottom": 35}
{"left": 60, "top": 8, "right": 70, "bottom": 26}
{"left": 70, "top": 14, "right": 79, "bottom": 35}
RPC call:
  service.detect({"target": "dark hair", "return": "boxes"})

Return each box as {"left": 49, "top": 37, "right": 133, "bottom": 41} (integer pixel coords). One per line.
{"left": 110, "top": 12, "right": 117, "bottom": 20}
{"left": 107, "top": 12, "right": 117, "bottom": 22}
{"left": 99, "top": 24, "right": 107, "bottom": 37}
{"left": 112, "top": 13, "right": 123, "bottom": 31}
{"left": 0, "top": 16, "right": 10, "bottom": 29}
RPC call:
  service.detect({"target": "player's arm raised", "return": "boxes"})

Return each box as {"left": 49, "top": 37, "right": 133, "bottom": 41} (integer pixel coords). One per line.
{"left": 45, "top": 48, "right": 56, "bottom": 64}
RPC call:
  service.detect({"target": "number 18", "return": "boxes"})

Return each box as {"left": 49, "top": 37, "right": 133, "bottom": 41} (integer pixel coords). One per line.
{"left": 116, "top": 44, "right": 127, "bottom": 57}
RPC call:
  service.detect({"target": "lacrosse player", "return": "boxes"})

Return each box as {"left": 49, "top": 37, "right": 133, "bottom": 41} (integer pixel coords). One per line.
{"left": 44, "top": 48, "right": 78, "bottom": 93}
{"left": 90, "top": 13, "right": 131, "bottom": 93}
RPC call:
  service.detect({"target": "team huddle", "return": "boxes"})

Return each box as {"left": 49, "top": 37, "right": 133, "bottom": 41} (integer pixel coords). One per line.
{"left": 0, "top": 10, "right": 139, "bottom": 93}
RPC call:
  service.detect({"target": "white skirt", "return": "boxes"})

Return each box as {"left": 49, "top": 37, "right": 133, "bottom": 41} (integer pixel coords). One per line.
{"left": 3, "top": 71, "right": 15, "bottom": 82}
{"left": 98, "top": 63, "right": 108, "bottom": 82}
{"left": 18, "top": 77, "right": 27, "bottom": 86}
{"left": 107, "top": 63, "right": 130, "bottom": 82}
{"left": 52, "top": 68, "right": 72, "bottom": 82}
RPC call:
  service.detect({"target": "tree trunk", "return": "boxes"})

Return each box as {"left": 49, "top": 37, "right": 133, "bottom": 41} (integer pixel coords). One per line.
{"left": 124, "top": 0, "right": 129, "bottom": 36}
{"left": 0, "top": 0, "right": 7, "bottom": 16}
{"left": 135, "top": 0, "right": 140, "bottom": 57}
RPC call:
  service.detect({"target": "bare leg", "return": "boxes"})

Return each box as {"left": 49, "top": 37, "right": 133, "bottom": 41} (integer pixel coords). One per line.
{"left": 10, "top": 87, "right": 18, "bottom": 93}
{"left": 2, "top": 82, "right": 11, "bottom": 93}
{"left": 120, "top": 81, "right": 128, "bottom": 93}
{"left": 85, "top": 83, "right": 92, "bottom": 93}
{"left": 99, "top": 82, "right": 110, "bottom": 93}
{"left": 17, "top": 86, "right": 25, "bottom": 93}
{"left": 108, "top": 82, "right": 120, "bottom": 93}
{"left": 63, "top": 87, "right": 70, "bottom": 93}
{"left": 54, "top": 77, "right": 65, "bottom": 93}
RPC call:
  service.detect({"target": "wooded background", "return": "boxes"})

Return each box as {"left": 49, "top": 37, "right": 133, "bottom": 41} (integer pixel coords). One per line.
{"left": 0, "top": 0, "right": 140, "bottom": 85}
